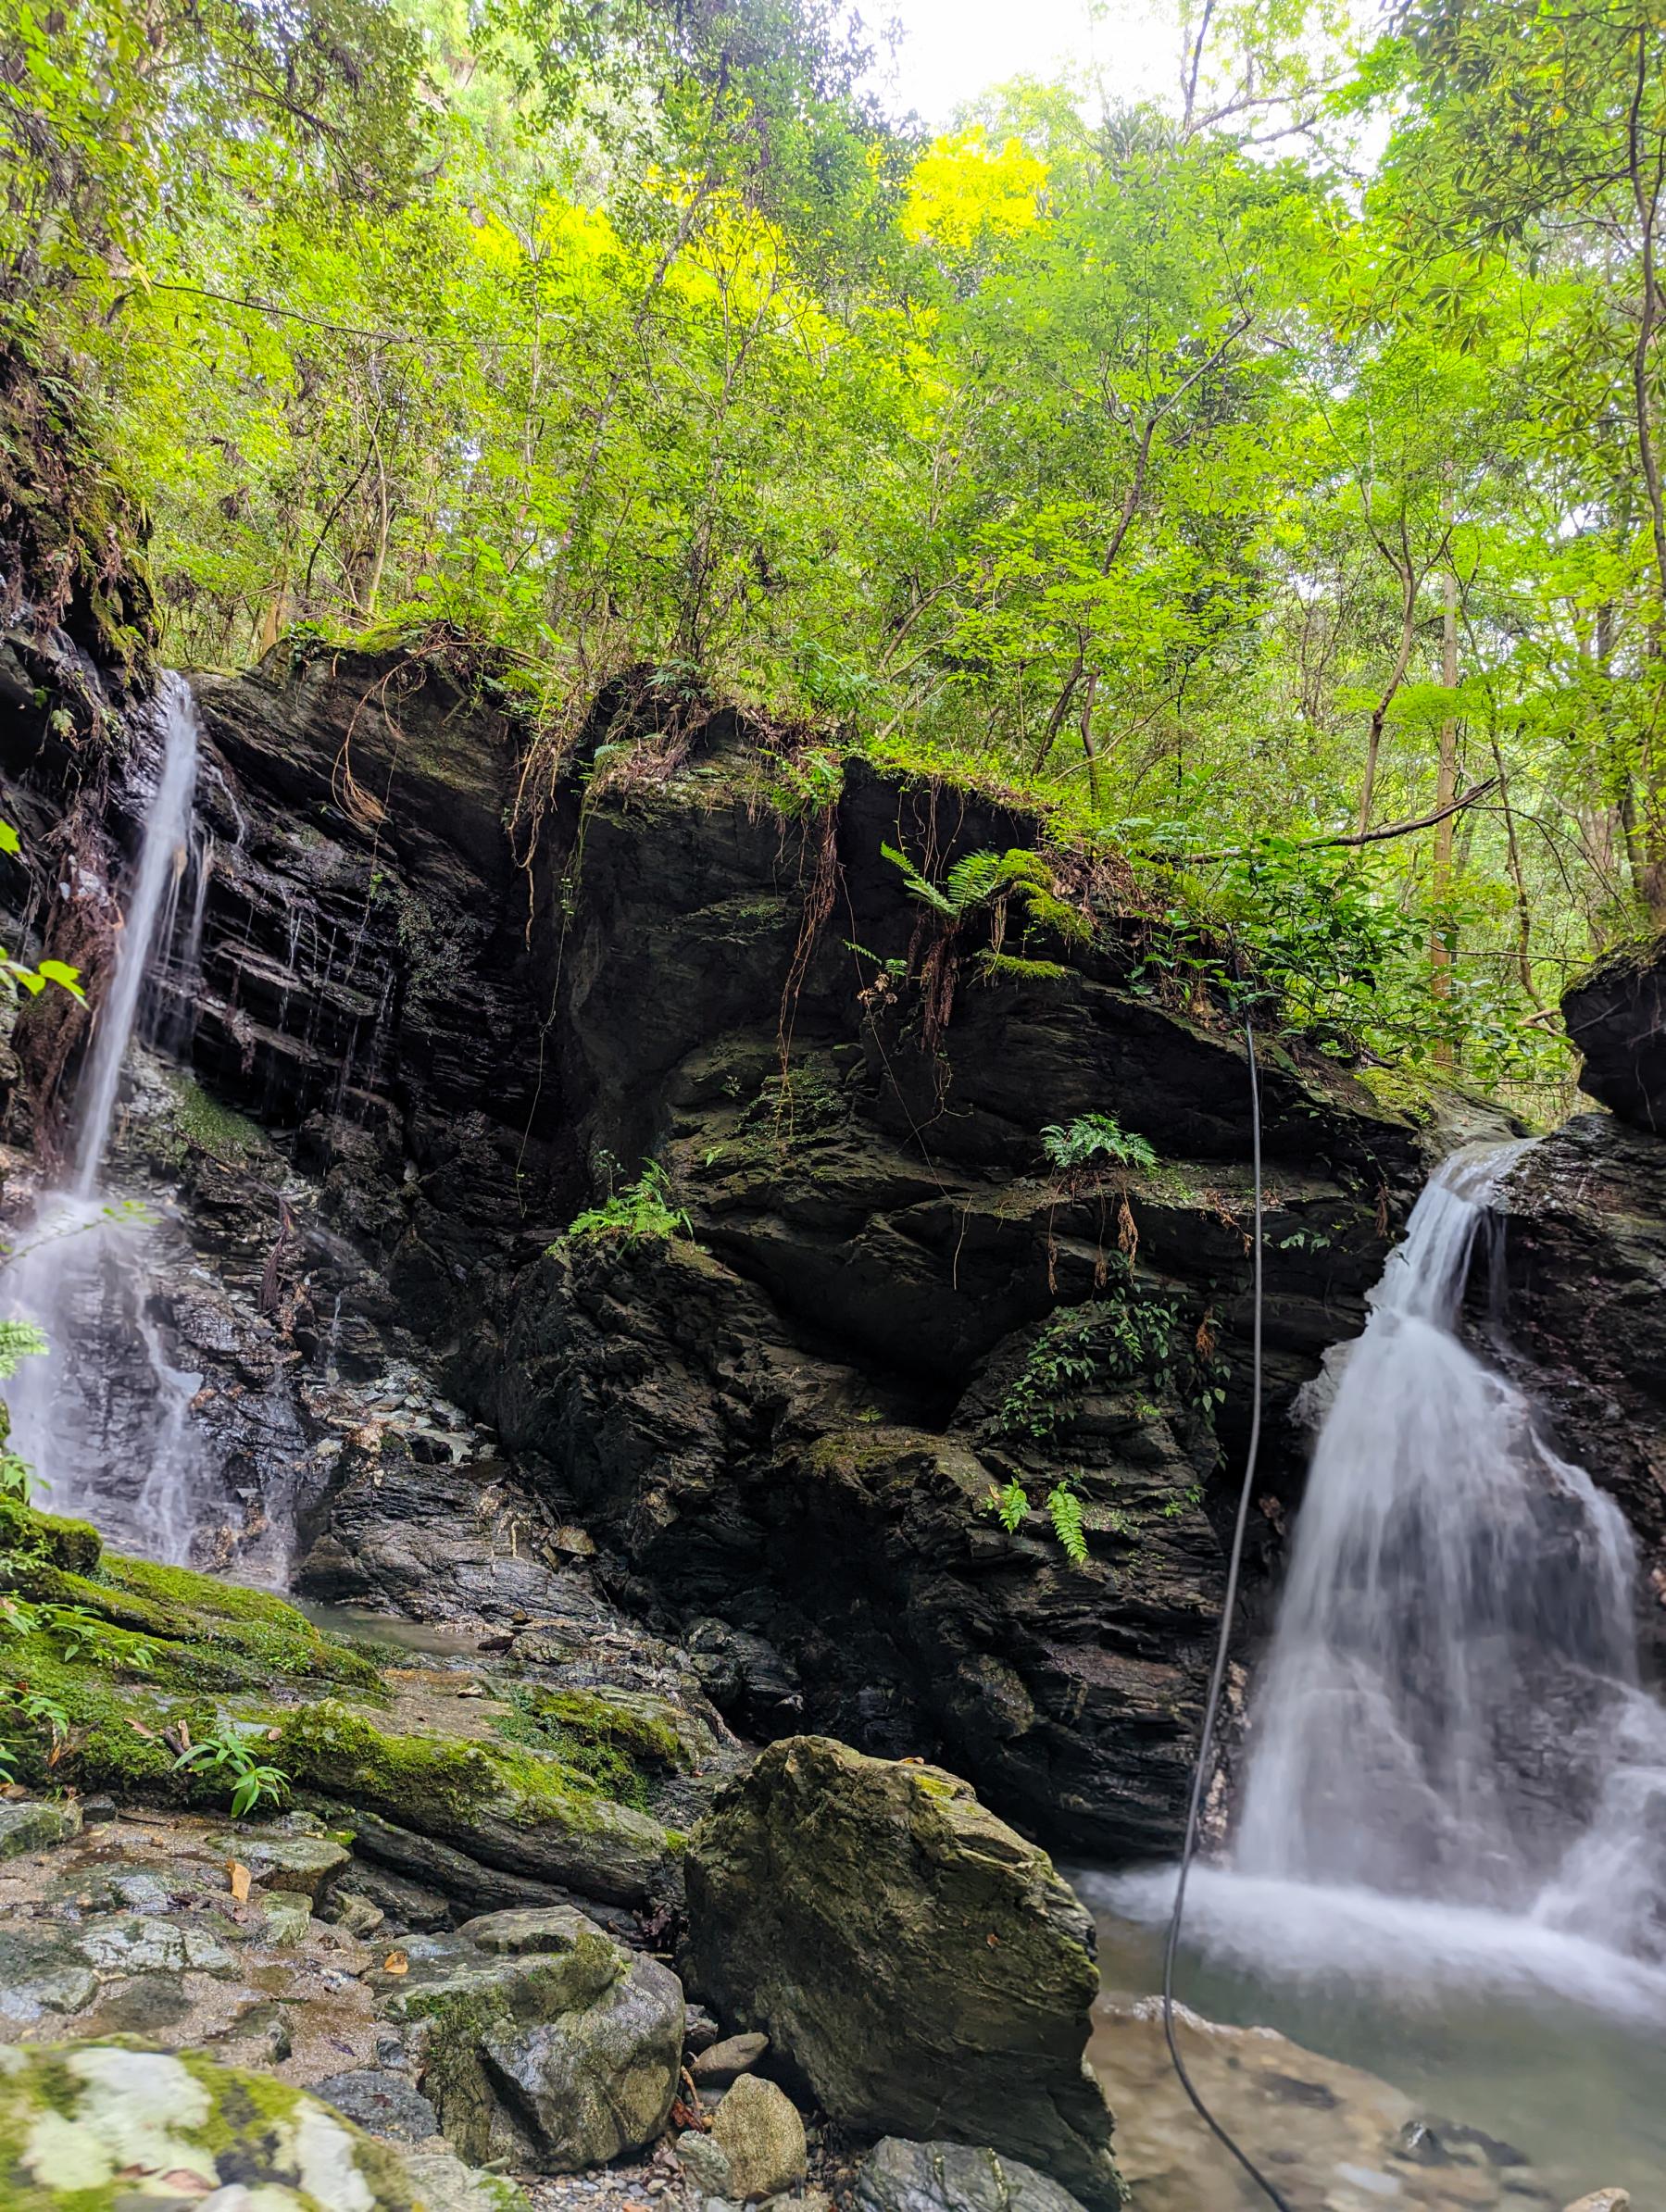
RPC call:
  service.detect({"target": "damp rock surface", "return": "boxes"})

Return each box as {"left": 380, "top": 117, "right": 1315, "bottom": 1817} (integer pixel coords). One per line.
{"left": 684, "top": 1736, "right": 1120, "bottom": 2212}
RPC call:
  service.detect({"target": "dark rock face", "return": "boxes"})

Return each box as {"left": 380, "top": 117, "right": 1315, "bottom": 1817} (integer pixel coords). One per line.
{"left": 685, "top": 1736, "right": 1121, "bottom": 2211}
{"left": 1497, "top": 1117, "right": 1666, "bottom": 1667}
{"left": 1563, "top": 936, "right": 1666, "bottom": 1133}
{"left": 2, "top": 642, "right": 1449, "bottom": 1856}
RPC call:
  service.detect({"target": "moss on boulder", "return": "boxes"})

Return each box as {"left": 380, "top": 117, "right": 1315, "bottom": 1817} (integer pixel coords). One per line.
{"left": 685, "top": 1737, "right": 1123, "bottom": 2211}
{"left": 276, "top": 1703, "right": 679, "bottom": 1906}
{"left": 0, "top": 2038, "right": 527, "bottom": 2208}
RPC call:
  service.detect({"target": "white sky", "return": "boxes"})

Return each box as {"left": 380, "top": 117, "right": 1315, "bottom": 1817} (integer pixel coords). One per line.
{"left": 876, "top": 0, "right": 1179, "bottom": 130}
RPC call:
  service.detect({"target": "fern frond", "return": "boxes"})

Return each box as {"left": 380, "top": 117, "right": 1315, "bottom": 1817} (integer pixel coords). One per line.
{"left": 1046, "top": 1483, "right": 1090, "bottom": 1567}
{"left": 882, "top": 842, "right": 956, "bottom": 917}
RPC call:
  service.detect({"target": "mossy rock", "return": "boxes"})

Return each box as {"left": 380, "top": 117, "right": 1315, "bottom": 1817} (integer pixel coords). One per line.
{"left": 686, "top": 1737, "right": 1123, "bottom": 2211}
{"left": 276, "top": 1703, "right": 679, "bottom": 1906}
{"left": 2, "top": 1502, "right": 382, "bottom": 1697}
{"left": 0, "top": 2038, "right": 527, "bottom": 2208}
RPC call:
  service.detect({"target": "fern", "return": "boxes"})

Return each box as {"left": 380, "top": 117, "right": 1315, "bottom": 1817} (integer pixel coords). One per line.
{"left": 985, "top": 1478, "right": 1029, "bottom": 1532}
{"left": 558, "top": 1160, "right": 692, "bottom": 1249}
{"left": 1046, "top": 1483, "right": 1090, "bottom": 1566}
{"left": 0, "top": 1320, "right": 46, "bottom": 1381}
{"left": 1041, "top": 1113, "right": 1159, "bottom": 1173}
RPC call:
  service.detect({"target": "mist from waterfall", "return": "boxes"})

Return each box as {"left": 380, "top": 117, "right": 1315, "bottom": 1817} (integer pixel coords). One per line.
{"left": 3, "top": 674, "right": 224, "bottom": 1568}
{"left": 1098, "top": 1143, "right": 1666, "bottom": 2025}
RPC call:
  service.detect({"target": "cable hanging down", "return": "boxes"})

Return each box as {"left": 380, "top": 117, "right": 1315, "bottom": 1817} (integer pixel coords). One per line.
{"left": 1159, "top": 1019, "right": 1295, "bottom": 2212}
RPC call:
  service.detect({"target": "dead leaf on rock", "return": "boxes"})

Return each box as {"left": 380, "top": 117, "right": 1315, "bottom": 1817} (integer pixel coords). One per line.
{"left": 229, "top": 1861, "right": 251, "bottom": 1904}
{"left": 383, "top": 1951, "right": 408, "bottom": 1975}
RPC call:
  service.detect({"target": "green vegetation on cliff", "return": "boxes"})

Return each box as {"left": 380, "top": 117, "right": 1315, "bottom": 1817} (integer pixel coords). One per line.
{"left": 15, "top": 0, "right": 1666, "bottom": 1104}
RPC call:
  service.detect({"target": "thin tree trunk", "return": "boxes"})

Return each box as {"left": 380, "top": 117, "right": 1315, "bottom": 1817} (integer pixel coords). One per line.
{"left": 1431, "top": 564, "right": 1459, "bottom": 1066}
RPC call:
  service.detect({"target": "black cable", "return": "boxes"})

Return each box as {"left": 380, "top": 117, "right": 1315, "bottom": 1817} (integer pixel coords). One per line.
{"left": 1159, "top": 1019, "right": 1296, "bottom": 2212}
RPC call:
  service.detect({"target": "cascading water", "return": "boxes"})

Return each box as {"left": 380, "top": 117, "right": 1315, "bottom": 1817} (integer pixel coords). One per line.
{"left": 2, "top": 674, "right": 221, "bottom": 1566}
{"left": 1103, "top": 1144, "right": 1666, "bottom": 2028}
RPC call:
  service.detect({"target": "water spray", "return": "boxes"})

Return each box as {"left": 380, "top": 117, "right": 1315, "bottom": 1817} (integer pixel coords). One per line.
{"left": 1159, "top": 1016, "right": 1295, "bottom": 2212}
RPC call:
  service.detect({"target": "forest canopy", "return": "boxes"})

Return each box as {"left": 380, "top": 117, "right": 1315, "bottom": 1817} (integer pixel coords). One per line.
{"left": 6, "top": 0, "right": 1666, "bottom": 1107}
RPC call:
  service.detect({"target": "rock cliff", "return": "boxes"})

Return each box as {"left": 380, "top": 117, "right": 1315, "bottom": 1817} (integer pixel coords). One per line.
{"left": 0, "top": 640, "right": 1460, "bottom": 1855}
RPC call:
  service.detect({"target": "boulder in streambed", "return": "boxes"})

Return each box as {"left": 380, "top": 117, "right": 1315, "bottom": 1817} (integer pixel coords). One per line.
{"left": 855, "top": 2139, "right": 1091, "bottom": 2212}
{"left": 683, "top": 1736, "right": 1121, "bottom": 2212}
{"left": 0, "top": 2039, "right": 527, "bottom": 2208}
{"left": 374, "top": 1903, "right": 683, "bottom": 2171}
{"left": 1560, "top": 2194, "right": 1630, "bottom": 2212}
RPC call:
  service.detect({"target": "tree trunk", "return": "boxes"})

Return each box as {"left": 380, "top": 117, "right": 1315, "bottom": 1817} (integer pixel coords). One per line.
{"left": 1431, "top": 565, "right": 1459, "bottom": 1067}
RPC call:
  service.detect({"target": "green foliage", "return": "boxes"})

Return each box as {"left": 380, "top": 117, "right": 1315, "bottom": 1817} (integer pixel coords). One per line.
{"left": 16, "top": 0, "right": 1666, "bottom": 1106}
{"left": 0, "top": 1321, "right": 45, "bottom": 1386}
{"left": 559, "top": 1160, "right": 692, "bottom": 1249}
{"left": 883, "top": 843, "right": 1089, "bottom": 982}
{"left": 998, "top": 1272, "right": 1228, "bottom": 1443}
{"left": 1042, "top": 1113, "right": 1159, "bottom": 1174}
{"left": 980, "top": 1477, "right": 1091, "bottom": 1568}
{"left": 173, "top": 1724, "right": 291, "bottom": 1820}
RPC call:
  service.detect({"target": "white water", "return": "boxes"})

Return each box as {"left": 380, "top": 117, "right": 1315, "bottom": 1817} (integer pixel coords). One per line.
{"left": 3, "top": 675, "right": 218, "bottom": 1564}
{"left": 1105, "top": 1144, "right": 1666, "bottom": 2031}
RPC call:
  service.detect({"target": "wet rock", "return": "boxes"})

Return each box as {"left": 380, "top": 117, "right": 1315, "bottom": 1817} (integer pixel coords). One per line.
{"left": 332, "top": 1893, "right": 389, "bottom": 1939}
{"left": 0, "top": 1924, "right": 100, "bottom": 2024}
{"left": 0, "top": 2038, "right": 529, "bottom": 2207}
{"left": 678, "top": 2129, "right": 735, "bottom": 2194}
{"left": 380, "top": 1905, "right": 683, "bottom": 2171}
{"left": 208, "top": 1826, "right": 350, "bottom": 1900}
{"left": 77, "top": 1913, "right": 237, "bottom": 1977}
{"left": 708, "top": 2074, "right": 807, "bottom": 2201}
{"left": 691, "top": 2031, "right": 770, "bottom": 2086}
{"left": 1562, "top": 935, "right": 1666, "bottom": 1131}
{"left": 1497, "top": 1119, "right": 1666, "bottom": 1670}
{"left": 0, "top": 1798, "right": 82, "bottom": 1858}
{"left": 81, "top": 1795, "right": 118, "bottom": 1824}
{"left": 854, "top": 2139, "right": 1090, "bottom": 2212}
{"left": 684, "top": 1737, "right": 1120, "bottom": 2211}
{"left": 684, "top": 2002, "right": 722, "bottom": 2053}
{"left": 261, "top": 1893, "right": 315, "bottom": 1947}
{"left": 312, "top": 2067, "right": 441, "bottom": 2144}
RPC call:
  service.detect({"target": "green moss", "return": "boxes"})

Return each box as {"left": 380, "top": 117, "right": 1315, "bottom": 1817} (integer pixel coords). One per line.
{"left": 171, "top": 1074, "right": 264, "bottom": 1161}
{"left": 82, "top": 1554, "right": 382, "bottom": 1694}
{"left": 491, "top": 1684, "right": 689, "bottom": 1809}
{"left": 275, "top": 1703, "right": 502, "bottom": 1823}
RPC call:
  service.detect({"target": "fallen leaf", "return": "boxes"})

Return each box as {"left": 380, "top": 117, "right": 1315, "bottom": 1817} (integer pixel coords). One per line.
{"left": 382, "top": 1951, "right": 408, "bottom": 1975}
{"left": 127, "top": 1720, "right": 157, "bottom": 1740}
{"left": 228, "top": 1861, "right": 251, "bottom": 1904}
{"left": 986, "top": 1933, "right": 999, "bottom": 1948}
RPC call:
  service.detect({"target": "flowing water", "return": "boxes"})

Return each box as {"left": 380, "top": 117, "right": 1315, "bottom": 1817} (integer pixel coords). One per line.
{"left": 2, "top": 674, "right": 227, "bottom": 1567}
{"left": 1096, "top": 1143, "right": 1666, "bottom": 2201}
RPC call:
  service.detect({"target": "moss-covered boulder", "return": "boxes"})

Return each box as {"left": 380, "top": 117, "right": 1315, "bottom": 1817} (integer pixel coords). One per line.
{"left": 376, "top": 1905, "right": 683, "bottom": 2171}
{"left": 0, "top": 2038, "right": 526, "bottom": 2209}
{"left": 684, "top": 1737, "right": 1122, "bottom": 2212}
{"left": 275, "top": 1705, "right": 678, "bottom": 1906}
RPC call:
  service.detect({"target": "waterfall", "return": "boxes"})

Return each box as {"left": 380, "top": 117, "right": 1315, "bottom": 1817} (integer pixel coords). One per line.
{"left": 1102, "top": 1143, "right": 1666, "bottom": 2022}
{"left": 70, "top": 674, "right": 200, "bottom": 1193}
{"left": 2, "top": 675, "right": 218, "bottom": 1566}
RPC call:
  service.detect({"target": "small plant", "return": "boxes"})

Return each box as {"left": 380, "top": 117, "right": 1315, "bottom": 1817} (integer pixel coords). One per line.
{"left": 883, "top": 842, "right": 1090, "bottom": 981}
{"left": 174, "top": 1725, "right": 291, "bottom": 1818}
{"left": 558, "top": 1160, "right": 692, "bottom": 1249}
{"left": 1042, "top": 1113, "right": 1158, "bottom": 1174}
{"left": 982, "top": 1477, "right": 1093, "bottom": 1567}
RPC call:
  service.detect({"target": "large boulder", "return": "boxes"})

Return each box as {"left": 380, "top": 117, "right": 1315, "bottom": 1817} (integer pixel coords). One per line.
{"left": 0, "top": 2039, "right": 525, "bottom": 2209}
{"left": 855, "top": 2138, "right": 1091, "bottom": 2212}
{"left": 683, "top": 1737, "right": 1121, "bottom": 2211}
{"left": 378, "top": 1904, "right": 683, "bottom": 2171}
{"left": 1562, "top": 933, "right": 1666, "bottom": 1131}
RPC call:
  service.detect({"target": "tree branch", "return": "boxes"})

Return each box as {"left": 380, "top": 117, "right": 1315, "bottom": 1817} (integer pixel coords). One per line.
{"left": 1169, "top": 778, "right": 1498, "bottom": 867}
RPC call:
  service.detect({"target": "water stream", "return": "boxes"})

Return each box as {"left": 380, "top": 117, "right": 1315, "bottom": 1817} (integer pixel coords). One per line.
{"left": 1095, "top": 1143, "right": 1666, "bottom": 2199}
{"left": 2, "top": 675, "right": 224, "bottom": 1567}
